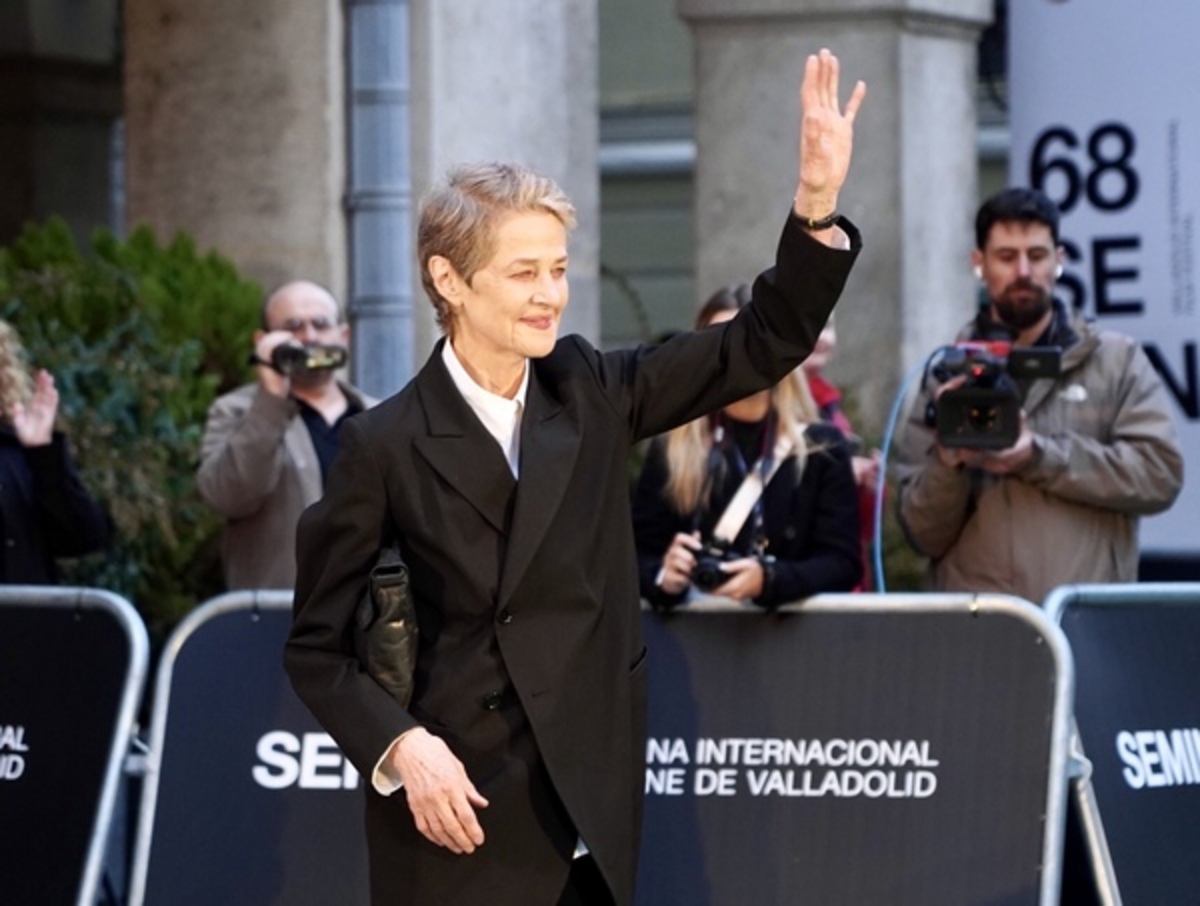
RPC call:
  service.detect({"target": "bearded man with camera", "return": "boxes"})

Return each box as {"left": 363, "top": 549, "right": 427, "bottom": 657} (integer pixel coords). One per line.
{"left": 895, "top": 187, "right": 1184, "bottom": 605}
{"left": 198, "top": 280, "right": 376, "bottom": 590}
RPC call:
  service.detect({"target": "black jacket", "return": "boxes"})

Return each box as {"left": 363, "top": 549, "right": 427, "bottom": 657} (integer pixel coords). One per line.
{"left": 0, "top": 426, "right": 111, "bottom": 583}
{"left": 633, "top": 420, "right": 862, "bottom": 608}
{"left": 284, "top": 213, "right": 860, "bottom": 905}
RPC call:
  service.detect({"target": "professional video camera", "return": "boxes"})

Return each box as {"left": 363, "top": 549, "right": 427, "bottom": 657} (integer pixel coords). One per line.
{"left": 691, "top": 540, "right": 742, "bottom": 592}
{"left": 925, "top": 341, "right": 1061, "bottom": 449}
{"left": 251, "top": 343, "right": 349, "bottom": 377}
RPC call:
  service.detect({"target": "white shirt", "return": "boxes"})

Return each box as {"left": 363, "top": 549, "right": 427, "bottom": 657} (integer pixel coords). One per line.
{"left": 440, "top": 339, "right": 528, "bottom": 476}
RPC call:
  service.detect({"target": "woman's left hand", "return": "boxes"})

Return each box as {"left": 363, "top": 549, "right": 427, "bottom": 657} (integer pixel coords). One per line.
{"left": 793, "top": 48, "right": 867, "bottom": 222}
{"left": 11, "top": 369, "right": 58, "bottom": 448}
{"left": 710, "top": 556, "right": 765, "bottom": 600}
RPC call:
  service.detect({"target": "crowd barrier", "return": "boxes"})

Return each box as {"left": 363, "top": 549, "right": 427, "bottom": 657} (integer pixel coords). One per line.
{"left": 5, "top": 587, "right": 1086, "bottom": 905}
{"left": 0, "top": 586, "right": 148, "bottom": 906}
{"left": 637, "top": 594, "right": 1073, "bottom": 906}
{"left": 126, "top": 591, "right": 369, "bottom": 906}
{"left": 1045, "top": 583, "right": 1200, "bottom": 906}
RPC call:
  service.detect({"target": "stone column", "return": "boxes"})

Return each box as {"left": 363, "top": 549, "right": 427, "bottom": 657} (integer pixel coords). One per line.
{"left": 124, "top": 0, "right": 347, "bottom": 298}
{"left": 407, "top": 0, "right": 600, "bottom": 355}
{"left": 676, "top": 0, "right": 991, "bottom": 434}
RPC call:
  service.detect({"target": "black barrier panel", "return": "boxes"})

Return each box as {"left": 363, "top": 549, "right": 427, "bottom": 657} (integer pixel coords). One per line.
{"left": 0, "top": 588, "right": 147, "bottom": 906}
{"left": 637, "top": 597, "right": 1072, "bottom": 906}
{"left": 1047, "top": 584, "right": 1200, "bottom": 904}
{"left": 128, "top": 593, "right": 369, "bottom": 906}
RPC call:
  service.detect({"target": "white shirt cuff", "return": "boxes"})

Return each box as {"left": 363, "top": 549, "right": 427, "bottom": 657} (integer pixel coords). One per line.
{"left": 371, "top": 728, "right": 418, "bottom": 796}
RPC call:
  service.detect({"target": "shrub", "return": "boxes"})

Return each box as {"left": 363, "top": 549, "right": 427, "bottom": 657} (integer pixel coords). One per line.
{"left": 0, "top": 218, "right": 261, "bottom": 640}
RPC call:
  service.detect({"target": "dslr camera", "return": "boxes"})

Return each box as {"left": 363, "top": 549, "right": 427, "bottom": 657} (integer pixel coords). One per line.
{"left": 925, "top": 341, "right": 1061, "bottom": 449}
{"left": 264, "top": 343, "right": 348, "bottom": 377}
{"left": 691, "top": 540, "right": 741, "bottom": 592}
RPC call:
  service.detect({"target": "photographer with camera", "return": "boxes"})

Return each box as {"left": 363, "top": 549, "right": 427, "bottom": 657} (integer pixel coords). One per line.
{"left": 198, "top": 279, "right": 375, "bottom": 590}
{"left": 895, "top": 187, "right": 1184, "bottom": 604}
{"left": 633, "top": 284, "right": 863, "bottom": 609}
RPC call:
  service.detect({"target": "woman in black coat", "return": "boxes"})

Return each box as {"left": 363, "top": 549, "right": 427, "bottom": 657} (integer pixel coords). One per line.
{"left": 286, "top": 50, "right": 866, "bottom": 906}
{"left": 633, "top": 284, "right": 862, "bottom": 608}
{"left": 0, "top": 320, "right": 111, "bottom": 583}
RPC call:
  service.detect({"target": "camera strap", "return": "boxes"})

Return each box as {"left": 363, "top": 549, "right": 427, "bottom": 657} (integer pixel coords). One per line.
{"left": 710, "top": 433, "right": 794, "bottom": 545}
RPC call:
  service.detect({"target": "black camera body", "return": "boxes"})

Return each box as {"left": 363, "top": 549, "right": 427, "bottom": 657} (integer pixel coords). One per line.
{"left": 269, "top": 343, "right": 348, "bottom": 376}
{"left": 691, "top": 541, "right": 741, "bottom": 592}
{"left": 927, "top": 342, "right": 1061, "bottom": 449}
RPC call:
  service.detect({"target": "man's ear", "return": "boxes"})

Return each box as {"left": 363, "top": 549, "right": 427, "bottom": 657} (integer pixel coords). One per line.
{"left": 970, "top": 250, "right": 984, "bottom": 281}
{"left": 428, "top": 256, "right": 462, "bottom": 306}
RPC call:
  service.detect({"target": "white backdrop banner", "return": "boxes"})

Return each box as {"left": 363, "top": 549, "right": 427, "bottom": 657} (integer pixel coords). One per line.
{"left": 1009, "top": 0, "right": 1198, "bottom": 553}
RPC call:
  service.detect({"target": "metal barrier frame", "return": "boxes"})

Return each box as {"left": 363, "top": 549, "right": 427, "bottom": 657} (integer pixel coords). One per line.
{"left": 127, "top": 589, "right": 293, "bottom": 906}
{"left": 125, "top": 590, "right": 1074, "bottom": 905}
{"left": 0, "top": 585, "right": 149, "bottom": 906}
{"left": 1044, "top": 581, "right": 1200, "bottom": 906}
{"left": 653, "top": 591, "right": 1076, "bottom": 906}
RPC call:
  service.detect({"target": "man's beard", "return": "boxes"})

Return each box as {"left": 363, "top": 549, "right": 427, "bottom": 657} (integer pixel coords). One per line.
{"left": 992, "top": 279, "right": 1052, "bottom": 331}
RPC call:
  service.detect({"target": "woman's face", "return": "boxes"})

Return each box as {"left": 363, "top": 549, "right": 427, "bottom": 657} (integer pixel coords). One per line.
{"left": 441, "top": 210, "right": 570, "bottom": 374}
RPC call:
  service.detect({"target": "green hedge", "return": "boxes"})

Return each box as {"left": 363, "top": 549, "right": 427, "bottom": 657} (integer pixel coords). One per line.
{"left": 0, "top": 218, "right": 261, "bottom": 639}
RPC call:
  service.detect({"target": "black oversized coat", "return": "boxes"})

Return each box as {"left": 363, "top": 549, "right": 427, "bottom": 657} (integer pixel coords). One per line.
{"left": 284, "top": 213, "right": 860, "bottom": 905}
{"left": 0, "top": 427, "right": 111, "bottom": 583}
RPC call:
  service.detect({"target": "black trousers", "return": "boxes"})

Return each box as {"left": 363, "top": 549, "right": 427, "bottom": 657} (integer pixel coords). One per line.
{"left": 556, "top": 854, "right": 614, "bottom": 906}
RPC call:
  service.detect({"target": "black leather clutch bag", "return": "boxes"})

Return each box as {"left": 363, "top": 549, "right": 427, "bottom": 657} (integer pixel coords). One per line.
{"left": 353, "top": 542, "right": 418, "bottom": 707}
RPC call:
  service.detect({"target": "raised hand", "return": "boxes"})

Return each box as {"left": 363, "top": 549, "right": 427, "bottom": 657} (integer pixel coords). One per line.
{"left": 794, "top": 48, "right": 867, "bottom": 226}
{"left": 10, "top": 369, "right": 58, "bottom": 447}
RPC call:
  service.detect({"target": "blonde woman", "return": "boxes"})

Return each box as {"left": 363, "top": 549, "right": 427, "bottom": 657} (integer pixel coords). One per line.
{"left": 0, "top": 320, "right": 110, "bottom": 583}
{"left": 633, "top": 285, "right": 862, "bottom": 608}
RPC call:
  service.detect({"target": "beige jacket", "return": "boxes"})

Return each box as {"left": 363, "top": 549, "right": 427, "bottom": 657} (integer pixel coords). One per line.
{"left": 197, "top": 381, "right": 375, "bottom": 590}
{"left": 895, "top": 312, "right": 1184, "bottom": 605}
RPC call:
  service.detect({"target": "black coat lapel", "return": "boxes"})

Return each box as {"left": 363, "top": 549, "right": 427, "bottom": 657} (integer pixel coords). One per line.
{"left": 499, "top": 369, "right": 582, "bottom": 604}
{"left": 412, "top": 347, "right": 517, "bottom": 534}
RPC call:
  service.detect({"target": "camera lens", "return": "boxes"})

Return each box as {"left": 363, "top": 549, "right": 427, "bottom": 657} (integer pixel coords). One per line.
{"left": 691, "top": 557, "right": 725, "bottom": 592}
{"left": 967, "top": 404, "right": 1000, "bottom": 432}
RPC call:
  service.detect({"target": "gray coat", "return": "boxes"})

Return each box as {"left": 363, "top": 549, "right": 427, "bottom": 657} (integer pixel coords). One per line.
{"left": 896, "top": 311, "right": 1184, "bottom": 605}
{"left": 198, "top": 381, "right": 375, "bottom": 589}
